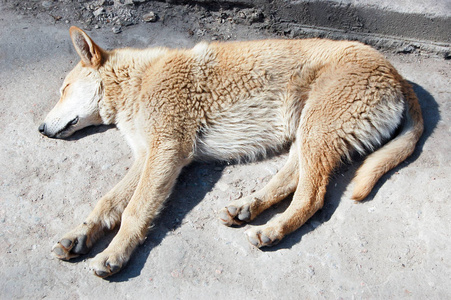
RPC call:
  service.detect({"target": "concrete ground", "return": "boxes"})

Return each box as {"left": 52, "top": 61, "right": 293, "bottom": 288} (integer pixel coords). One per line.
{"left": 1, "top": 6, "right": 450, "bottom": 300}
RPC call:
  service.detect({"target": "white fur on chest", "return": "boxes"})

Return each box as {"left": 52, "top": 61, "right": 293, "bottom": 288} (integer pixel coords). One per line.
{"left": 194, "top": 93, "right": 293, "bottom": 162}
{"left": 116, "top": 113, "right": 148, "bottom": 157}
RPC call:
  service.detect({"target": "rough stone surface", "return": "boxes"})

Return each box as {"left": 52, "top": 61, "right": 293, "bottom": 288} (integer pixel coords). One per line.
{"left": 268, "top": 0, "right": 451, "bottom": 44}
{"left": 0, "top": 4, "right": 450, "bottom": 300}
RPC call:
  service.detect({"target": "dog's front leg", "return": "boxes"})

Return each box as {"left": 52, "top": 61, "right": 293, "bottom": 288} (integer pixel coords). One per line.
{"left": 89, "top": 143, "right": 189, "bottom": 278}
{"left": 52, "top": 154, "right": 146, "bottom": 260}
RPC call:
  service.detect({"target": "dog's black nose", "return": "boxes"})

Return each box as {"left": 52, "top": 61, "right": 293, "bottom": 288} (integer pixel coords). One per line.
{"left": 38, "top": 123, "right": 46, "bottom": 134}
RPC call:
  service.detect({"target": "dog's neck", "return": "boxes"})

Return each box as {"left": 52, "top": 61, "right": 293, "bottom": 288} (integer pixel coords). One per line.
{"left": 97, "top": 47, "right": 170, "bottom": 125}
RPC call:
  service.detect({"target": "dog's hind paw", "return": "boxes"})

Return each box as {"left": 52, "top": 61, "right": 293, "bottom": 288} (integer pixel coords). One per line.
{"left": 52, "top": 234, "right": 90, "bottom": 260}
{"left": 218, "top": 195, "right": 262, "bottom": 226}
{"left": 245, "top": 226, "right": 282, "bottom": 248}
{"left": 89, "top": 251, "right": 126, "bottom": 278}
{"left": 219, "top": 203, "right": 251, "bottom": 226}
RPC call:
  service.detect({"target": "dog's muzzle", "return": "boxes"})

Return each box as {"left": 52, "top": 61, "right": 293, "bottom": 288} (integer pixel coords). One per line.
{"left": 38, "top": 116, "right": 79, "bottom": 138}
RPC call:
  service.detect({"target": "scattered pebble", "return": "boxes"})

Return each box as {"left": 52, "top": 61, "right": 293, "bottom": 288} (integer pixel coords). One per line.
{"left": 93, "top": 7, "right": 105, "bottom": 17}
{"left": 41, "top": 1, "right": 53, "bottom": 9}
{"left": 143, "top": 11, "right": 157, "bottom": 22}
{"left": 112, "top": 25, "right": 122, "bottom": 34}
{"left": 249, "top": 11, "right": 264, "bottom": 24}
{"left": 196, "top": 29, "right": 206, "bottom": 36}
{"left": 397, "top": 44, "right": 418, "bottom": 54}
{"left": 234, "top": 191, "right": 243, "bottom": 199}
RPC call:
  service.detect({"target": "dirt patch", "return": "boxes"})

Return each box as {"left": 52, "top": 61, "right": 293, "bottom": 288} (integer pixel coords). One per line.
{"left": 4, "top": 0, "right": 269, "bottom": 40}
{"left": 4, "top": 0, "right": 450, "bottom": 56}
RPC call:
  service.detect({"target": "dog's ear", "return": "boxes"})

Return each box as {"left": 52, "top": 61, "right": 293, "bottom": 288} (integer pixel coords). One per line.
{"left": 69, "top": 26, "right": 104, "bottom": 68}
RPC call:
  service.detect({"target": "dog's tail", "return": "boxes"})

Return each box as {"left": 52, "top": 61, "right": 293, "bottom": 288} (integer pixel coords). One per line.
{"left": 351, "top": 81, "right": 424, "bottom": 201}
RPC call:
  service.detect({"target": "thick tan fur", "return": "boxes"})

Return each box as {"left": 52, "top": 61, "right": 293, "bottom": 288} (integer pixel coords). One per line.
{"left": 39, "top": 27, "right": 423, "bottom": 278}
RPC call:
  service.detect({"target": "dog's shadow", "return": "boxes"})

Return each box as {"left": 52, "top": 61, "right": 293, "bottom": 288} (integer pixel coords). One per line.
{"left": 64, "top": 124, "right": 116, "bottom": 140}
{"left": 70, "top": 81, "right": 439, "bottom": 281}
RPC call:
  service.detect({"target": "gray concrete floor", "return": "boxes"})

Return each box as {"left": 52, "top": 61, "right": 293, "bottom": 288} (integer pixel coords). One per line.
{"left": 1, "top": 8, "right": 450, "bottom": 300}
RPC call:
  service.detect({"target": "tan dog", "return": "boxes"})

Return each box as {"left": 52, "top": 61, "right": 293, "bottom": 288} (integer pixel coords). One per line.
{"left": 39, "top": 27, "right": 423, "bottom": 278}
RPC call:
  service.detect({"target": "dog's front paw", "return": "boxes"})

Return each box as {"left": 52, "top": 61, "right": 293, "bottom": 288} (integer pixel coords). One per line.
{"left": 89, "top": 251, "right": 127, "bottom": 278}
{"left": 52, "top": 233, "right": 91, "bottom": 260}
{"left": 245, "top": 225, "right": 282, "bottom": 248}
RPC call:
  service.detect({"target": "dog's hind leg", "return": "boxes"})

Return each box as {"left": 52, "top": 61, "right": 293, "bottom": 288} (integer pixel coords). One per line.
{"left": 244, "top": 60, "right": 409, "bottom": 247}
{"left": 244, "top": 121, "right": 342, "bottom": 247}
{"left": 219, "top": 143, "right": 300, "bottom": 226}
{"left": 52, "top": 154, "right": 146, "bottom": 260}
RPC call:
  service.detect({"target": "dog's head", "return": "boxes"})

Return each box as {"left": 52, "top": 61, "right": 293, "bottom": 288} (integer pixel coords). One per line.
{"left": 39, "top": 27, "right": 105, "bottom": 138}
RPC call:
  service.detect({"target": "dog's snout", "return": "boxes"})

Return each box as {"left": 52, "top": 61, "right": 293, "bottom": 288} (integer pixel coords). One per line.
{"left": 38, "top": 123, "right": 46, "bottom": 135}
